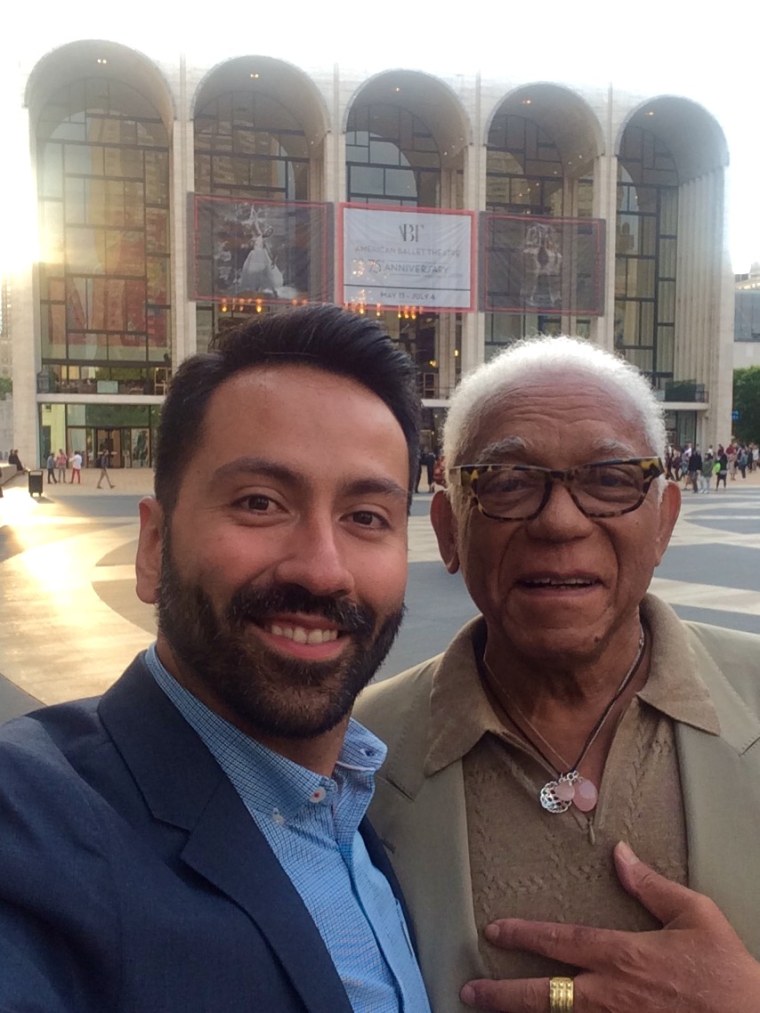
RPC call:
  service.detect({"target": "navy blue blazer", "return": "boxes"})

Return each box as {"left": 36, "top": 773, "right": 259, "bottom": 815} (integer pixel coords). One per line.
{"left": 0, "top": 655, "right": 412, "bottom": 1011}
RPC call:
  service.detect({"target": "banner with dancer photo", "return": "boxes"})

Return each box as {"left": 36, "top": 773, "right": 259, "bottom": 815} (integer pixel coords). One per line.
{"left": 340, "top": 205, "right": 475, "bottom": 311}
{"left": 191, "top": 195, "right": 332, "bottom": 306}
{"left": 481, "top": 214, "right": 605, "bottom": 315}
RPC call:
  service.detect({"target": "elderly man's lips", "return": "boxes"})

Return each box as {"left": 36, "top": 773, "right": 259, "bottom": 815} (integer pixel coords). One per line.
{"left": 517, "top": 574, "right": 602, "bottom": 590}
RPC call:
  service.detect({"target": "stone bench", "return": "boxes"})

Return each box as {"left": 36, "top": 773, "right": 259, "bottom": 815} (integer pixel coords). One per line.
{"left": 0, "top": 462, "right": 24, "bottom": 489}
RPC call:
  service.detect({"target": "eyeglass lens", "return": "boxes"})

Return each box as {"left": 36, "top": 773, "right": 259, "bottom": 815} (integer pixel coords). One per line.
{"left": 475, "top": 463, "right": 648, "bottom": 518}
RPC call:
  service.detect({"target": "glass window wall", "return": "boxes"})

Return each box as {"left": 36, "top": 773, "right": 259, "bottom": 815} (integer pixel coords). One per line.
{"left": 615, "top": 126, "right": 678, "bottom": 387}
{"left": 194, "top": 89, "right": 311, "bottom": 344}
{"left": 37, "top": 80, "right": 172, "bottom": 388}
{"left": 485, "top": 113, "right": 591, "bottom": 354}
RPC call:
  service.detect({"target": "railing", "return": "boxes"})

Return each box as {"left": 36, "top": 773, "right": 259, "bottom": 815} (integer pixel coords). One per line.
{"left": 663, "top": 380, "right": 708, "bottom": 403}
{"left": 36, "top": 377, "right": 163, "bottom": 396}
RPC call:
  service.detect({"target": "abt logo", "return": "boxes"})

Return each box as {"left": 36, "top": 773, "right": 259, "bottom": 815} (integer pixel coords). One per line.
{"left": 399, "top": 223, "right": 424, "bottom": 243}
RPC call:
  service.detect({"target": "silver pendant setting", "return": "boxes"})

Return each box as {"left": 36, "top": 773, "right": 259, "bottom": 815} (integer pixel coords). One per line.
{"left": 539, "top": 770, "right": 599, "bottom": 814}
{"left": 539, "top": 771, "right": 579, "bottom": 813}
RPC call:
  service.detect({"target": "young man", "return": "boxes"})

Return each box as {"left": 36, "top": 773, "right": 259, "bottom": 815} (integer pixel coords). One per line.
{"left": 0, "top": 305, "right": 430, "bottom": 1012}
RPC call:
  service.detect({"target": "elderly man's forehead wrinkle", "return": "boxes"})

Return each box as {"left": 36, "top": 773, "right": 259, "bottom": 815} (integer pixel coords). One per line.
{"left": 467, "top": 379, "right": 650, "bottom": 453}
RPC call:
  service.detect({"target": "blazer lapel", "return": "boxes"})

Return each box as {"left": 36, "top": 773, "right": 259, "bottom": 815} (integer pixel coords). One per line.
{"left": 677, "top": 633, "right": 760, "bottom": 958}
{"left": 362, "top": 661, "right": 485, "bottom": 1012}
{"left": 99, "top": 657, "right": 353, "bottom": 1013}
{"left": 181, "top": 785, "right": 353, "bottom": 1013}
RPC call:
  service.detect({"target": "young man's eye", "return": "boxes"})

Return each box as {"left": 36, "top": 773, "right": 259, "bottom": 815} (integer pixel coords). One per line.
{"left": 241, "top": 494, "right": 275, "bottom": 512}
{"left": 350, "top": 510, "right": 386, "bottom": 529}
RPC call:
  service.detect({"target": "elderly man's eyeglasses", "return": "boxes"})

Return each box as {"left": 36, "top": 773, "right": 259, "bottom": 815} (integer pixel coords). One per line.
{"left": 448, "top": 458, "right": 665, "bottom": 521}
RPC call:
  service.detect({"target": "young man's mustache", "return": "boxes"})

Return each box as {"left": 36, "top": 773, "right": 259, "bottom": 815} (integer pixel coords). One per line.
{"left": 227, "top": 583, "right": 376, "bottom": 636}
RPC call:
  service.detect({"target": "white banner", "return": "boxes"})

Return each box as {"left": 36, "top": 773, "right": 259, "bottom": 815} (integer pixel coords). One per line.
{"left": 341, "top": 206, "right": 474, "bottom": 310}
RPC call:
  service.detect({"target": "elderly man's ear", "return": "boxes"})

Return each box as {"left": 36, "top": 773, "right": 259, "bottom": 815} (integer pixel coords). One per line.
{"left": 431, "top": 490, "right": 461, "bottom": 574}
{"left": 654, "top": 478, "right": 681, "bottom": 566}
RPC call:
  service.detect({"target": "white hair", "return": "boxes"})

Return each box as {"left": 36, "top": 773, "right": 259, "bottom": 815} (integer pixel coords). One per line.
{"left": 443, "top": 336, "right": 666, "bottom": 505}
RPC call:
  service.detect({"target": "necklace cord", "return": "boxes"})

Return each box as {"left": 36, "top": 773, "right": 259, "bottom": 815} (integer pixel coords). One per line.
{"left": 485, "top": 625, "right": 647, "bottom": 777}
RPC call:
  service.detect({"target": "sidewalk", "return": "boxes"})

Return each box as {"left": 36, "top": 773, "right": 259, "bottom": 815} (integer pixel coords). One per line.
{"left": 25, "top": 466, "right": 156, "bottom": 498}
{"left": 0, "top": 470, "right": 158, "bottom": 717}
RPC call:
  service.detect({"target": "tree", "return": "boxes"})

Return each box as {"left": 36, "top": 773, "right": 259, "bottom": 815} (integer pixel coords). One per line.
{"left": 732, "top": 367, "right": 760, "bottom": 444}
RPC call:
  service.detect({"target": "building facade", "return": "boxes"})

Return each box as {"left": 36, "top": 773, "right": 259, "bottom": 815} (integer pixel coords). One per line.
{"left": 6, "top": 40, "right": 734, "bottom": 467}
{"left": 734, "top": 264, "right": 760, "bottom": 369}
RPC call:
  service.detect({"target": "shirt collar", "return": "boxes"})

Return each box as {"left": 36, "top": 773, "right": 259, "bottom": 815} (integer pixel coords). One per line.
{"left": 425, "top": 618, "right": 502, "bottom": 776}
{"left": 425, "top": 595, "right": 720, "bottom": 777}
{"left": 636, "top": 595, "right": 720, "bottom": 734}
{"left": 145, "top": 643, "right": 387, "bottom": 822}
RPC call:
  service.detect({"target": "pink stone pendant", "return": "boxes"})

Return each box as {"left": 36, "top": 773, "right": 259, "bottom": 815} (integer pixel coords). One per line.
{"left": 554, "top": 779, "right": 576, "bottom": 802}
{"left": 572, "top": 777, "right": 598, "bottom": 812}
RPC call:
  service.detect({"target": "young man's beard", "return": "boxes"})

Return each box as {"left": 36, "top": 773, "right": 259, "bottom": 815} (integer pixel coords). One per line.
{"left": 156, "top": 537, "right": 404, "bottom": 740}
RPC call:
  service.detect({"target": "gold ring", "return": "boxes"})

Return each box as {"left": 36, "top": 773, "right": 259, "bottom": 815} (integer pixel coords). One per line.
{"left": 549, "top": 976, "right": 574, "bottom": 1013}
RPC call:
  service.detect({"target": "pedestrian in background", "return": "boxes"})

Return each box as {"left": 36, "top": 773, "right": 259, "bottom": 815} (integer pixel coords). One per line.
{"left": 96, "top": 446, "right": 115, "bottom": 489}
{"left": 55, "top": 449, "right": 67, "bottom": 483}
{"left": 715, "top": 446, "right": 728, "bottom": 489}
{"left": 69, "top": 450, "right": 82, "bottom": 484}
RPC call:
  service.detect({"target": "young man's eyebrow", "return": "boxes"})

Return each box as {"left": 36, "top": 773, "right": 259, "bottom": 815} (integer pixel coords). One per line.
{"left": 210, "top": 458, "right": 407, "bottom": 502}
{"left": 340, "top": 477, "right": 408, "bottom": 502}
{"left": 211, "top": 457, "right": 299, "bottom": 485}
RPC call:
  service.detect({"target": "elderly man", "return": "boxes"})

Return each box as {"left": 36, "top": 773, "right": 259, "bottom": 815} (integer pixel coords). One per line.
{"left": 0, "top": 306, "right": 430, "bottom": 1012}
{"left": 356, "top": 335, "right": 760, "bottom": 1013}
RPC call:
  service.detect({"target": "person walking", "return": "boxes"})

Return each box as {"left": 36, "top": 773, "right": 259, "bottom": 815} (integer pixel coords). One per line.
{"left": 45, "top": 452, "right": 57, "bottom": 484}
{"left": 687, "top": 445, "right": 702, "bottom": 493}
{"left": 728, "top": 441, "right": 738, "bottom": 480}
{"left": 715, "top": 447, "right": 728, "bottom": 489}
{"left": 700, "top": 446, "right": 714, "bottom": 493}
{"left": 738, "top": 445, "right": 749, "bottom": 479}
{"left": 96, "top": 446, "right": 115, "bottom": 489}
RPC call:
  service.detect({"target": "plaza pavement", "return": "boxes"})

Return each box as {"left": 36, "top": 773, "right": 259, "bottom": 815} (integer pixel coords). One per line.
{"left": 1, "top": 465, "right": 759, "bottom": 722}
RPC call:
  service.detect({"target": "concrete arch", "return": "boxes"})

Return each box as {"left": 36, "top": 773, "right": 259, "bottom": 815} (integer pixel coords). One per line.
{"left": 343, "top": 69, "right": 471, "bottom": 169}
{"left": 25, "top": 40, "right": 174, "bottom": 133}
{"left": 484, "top": 83, "right": 604, "bottom": 179}
{"left": 616, "top": 96, "right": 729, "bottom": 183}
{"left": 192, "top": 56, "right": 329, "bottom": 149}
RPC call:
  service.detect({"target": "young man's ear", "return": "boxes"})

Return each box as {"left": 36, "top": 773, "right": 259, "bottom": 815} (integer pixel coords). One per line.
{"left": 135, "top": 498, "right": 165, "bottom": 605}
{"left": 431, "top": 490, "right": 460, "bottom": 574}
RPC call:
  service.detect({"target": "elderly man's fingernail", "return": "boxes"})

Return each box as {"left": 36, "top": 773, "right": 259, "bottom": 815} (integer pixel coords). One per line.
{"left": 460, "top": 984, "right": 475, "bottom": 1005}
{"left": 484, "top": 923, "right": 500, "bottom": 942}
{"left": 617, "top": 841, "right": 638, "bottom": 864}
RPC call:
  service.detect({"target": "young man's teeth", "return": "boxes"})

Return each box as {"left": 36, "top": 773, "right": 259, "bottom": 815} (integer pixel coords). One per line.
{"left": 269, "top": 624, "right": 339, "bottom": 644}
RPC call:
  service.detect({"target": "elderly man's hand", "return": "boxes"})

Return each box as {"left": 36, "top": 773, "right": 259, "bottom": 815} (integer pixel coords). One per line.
{"left": 460, "top": 842, "right": 760, "bottom": 1012}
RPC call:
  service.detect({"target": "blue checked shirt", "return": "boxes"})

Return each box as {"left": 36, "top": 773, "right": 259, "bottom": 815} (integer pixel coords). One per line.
{"left": 146, "top": 646, "right": 430, "bottom": 1013}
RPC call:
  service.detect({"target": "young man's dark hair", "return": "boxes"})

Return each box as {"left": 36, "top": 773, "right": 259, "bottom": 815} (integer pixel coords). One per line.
{"left": 154, "top": 304, "right": 421, "bottom": 514}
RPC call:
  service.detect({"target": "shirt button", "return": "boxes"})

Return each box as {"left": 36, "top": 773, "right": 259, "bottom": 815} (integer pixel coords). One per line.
{"left": 272, "top": 809, "right": 286, "bottom": 826}
{"left": 309, "top": 787, "right": 327, "bottom": 803}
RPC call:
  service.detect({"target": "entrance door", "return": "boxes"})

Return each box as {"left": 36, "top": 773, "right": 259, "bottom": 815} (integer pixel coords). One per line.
{"left": 95, "top": 428, "right": 123, "bottom": 469}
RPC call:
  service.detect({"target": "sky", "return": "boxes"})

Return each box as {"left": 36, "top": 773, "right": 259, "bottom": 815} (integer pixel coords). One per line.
{"left": 2, "top": 0, "right": 758, "bottom": 273}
